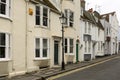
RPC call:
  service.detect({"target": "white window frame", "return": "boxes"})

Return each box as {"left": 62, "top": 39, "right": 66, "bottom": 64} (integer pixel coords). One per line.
{"left": 65, "top": 38, "right": 74, "bottom": 54}
{"left": 85, "top": 41, "right": 87, "bottom": 52}
{"left": 35, "top": 38, "right": 49, "bottom": 59}
{"left": 35, "top": 5, "right": 49, "bottom": 28}
{"left": 0, "top": 33, "right": 10, "bottom": 61}
{"left": 0, "top": 0, "right": 10, "bottom": 18}
{"left": 64, "top": 9, "right": 74, "bottom": 27}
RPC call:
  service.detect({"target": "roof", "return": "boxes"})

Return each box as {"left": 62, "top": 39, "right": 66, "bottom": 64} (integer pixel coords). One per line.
{"left": 82, "top": 10, "right": 96, "bottom": 24}
{"left": 81, "top": 10, "right": 104, "bottom": 30}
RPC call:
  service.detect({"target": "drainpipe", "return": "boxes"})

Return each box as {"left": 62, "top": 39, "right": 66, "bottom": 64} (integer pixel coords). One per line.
{"left": 25, "top": 0, "right": 29, "bottom": 72}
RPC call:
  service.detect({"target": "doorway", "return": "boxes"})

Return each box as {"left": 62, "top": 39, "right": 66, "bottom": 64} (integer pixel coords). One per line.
{"left": 76, "top": 43, "right": 79, "bottom": 62}
{"left": 54, "top": 41, "right": 59, "bottom": 65}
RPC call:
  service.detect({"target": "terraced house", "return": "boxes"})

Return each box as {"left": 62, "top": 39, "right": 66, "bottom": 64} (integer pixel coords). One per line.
{"left": 0, "top": 0, "right": 81, "bottom": 77}
{"left": 80, "top": 6, "right": 104, "bottom": 61}
{"left": 101, "top": 12, "right": 119, "bottom": 55}
{"left": 0, "top": 0, "right": 63, "bottom": 77}
{"left": 0, "top": 0, "right": 119, "bottom": 78}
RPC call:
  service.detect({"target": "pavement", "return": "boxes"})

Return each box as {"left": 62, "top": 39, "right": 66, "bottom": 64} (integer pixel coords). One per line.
{"left": 1, "top": 54, "right": 120, "bottom": 80}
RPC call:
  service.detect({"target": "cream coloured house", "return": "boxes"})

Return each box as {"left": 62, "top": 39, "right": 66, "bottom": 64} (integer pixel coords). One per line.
{"left": 0, "top": 0, "right": 64, "bottom": 77}
{"left": 0, "top": 0, "right": 81, "bottom": 77}
{"left": 61, "top": 0, "right": 81, "bottom": 63}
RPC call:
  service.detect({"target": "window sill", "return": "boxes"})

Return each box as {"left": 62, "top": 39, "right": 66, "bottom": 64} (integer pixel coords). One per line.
{"left": 35, "top": 25, "right": 49, "bottom": 29}
{"left": 65, "top": 53, "right": 74, "bottom": 55}
{"left": 0, "top": 59, "right": 11, "bottom": 62}
{"left": 34, "top": 58, "right": 49, "bottom": 61}
{"left": 0, "top": 15, "right": 12, "bottom": 22}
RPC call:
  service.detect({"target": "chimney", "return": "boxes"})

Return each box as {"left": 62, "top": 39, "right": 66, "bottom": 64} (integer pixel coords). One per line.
{"left": 88, "top": 8, "right": 93, "bottom": 13}
{"left": 81, "top": 0, "right": 86, "bottom": 10}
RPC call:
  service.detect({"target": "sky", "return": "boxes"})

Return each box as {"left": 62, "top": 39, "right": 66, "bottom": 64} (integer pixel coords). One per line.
{"left": 85, "top": 0, "right": 120, "bottom": 25}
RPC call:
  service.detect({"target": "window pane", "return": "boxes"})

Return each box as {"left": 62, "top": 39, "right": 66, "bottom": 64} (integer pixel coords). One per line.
{"left": 43, "top": 17, "right": 48, "bottom": 26}
{"left": 65, "top": 39, "right": 67, "bottom": 53}
{"left": 35, "top": 6, "right": 40, "bottom": 25}
{"left": 43, "top": 7, "right": 48, "bottom": 26}
{"left": 35, "top": 38, "right": 40, "bottom": 58}
{"left": 0, "top": 33, "right": 5, "bottom": 46}
{"left": 69, "top": 12, "right": 73, "bottom": 21}
{"left": 43, "top": 7, "right": 48, "bottom": 17}
{"left": 35, "top": 49, "right": 40, "bottom": 57}
{"left": 70, "top": 47, "right": 73, "bottom": 53}
{"left": 64, "top": 10, "right": 68, "bottom": 24}
{"left": 65, "top": 46, "right": 67, "bottom": 53}
{"left": 43, "top": 39, "right": 48, "bottom": 57}
{"left": 35, "top": 38, "right": 40, "bottom": 48}
{"left": 69, "top": 11, "right": 74, "bottom": 27}
{"left": 70, "top": 39, "right": 73, "bottom": 46}
{"left": 43, "top": 49, "right": 47, "bottom": 57}
{"left": 0, "top": 47, "right": 5, "bottom": 58}
{"left": 69, "top": 22, "right": 73, "bottom": 27}
{"left": 43, "top": 39, "right": 47, "bottom": 48}
{"left": 0, "top": 3, "right": 6, "bottom": 14}
{"left": 70, "top": 39, "right": 73, "bottom": 53}
{"left": 1, "top": 0, "right": 6, "bottom": 3}
{"left": 65, "top": 38, "right": 67, "bottom": 45}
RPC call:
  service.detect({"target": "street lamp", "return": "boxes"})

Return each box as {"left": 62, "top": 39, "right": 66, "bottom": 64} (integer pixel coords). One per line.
{"left": 59, "top": 13, "right": 66, "bottom": 70}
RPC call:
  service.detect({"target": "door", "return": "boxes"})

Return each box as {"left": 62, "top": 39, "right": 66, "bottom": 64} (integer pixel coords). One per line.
{"left": 76, "top": 44, "right": 79, "bottom": 62}
{"left": 54, "top": 41, "right": 59, "bottom": 65}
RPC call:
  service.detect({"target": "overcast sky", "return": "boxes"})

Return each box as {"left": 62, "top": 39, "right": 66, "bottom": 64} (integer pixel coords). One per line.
{"left": 85, "top": 0, "right": 120, "bottom": 25}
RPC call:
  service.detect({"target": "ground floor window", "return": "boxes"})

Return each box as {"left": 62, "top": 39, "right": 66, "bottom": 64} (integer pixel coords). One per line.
{"left": 65, "top": 38, "right": 74, "bottom": 54}
{"left": 84, "top": 41, "right": 91, "bottom": 53}
{"left": 35, "top": 38, "right": 49, "bottom": 59}
{"left": 0, "top": 33, "right": 10, "bottom": 60}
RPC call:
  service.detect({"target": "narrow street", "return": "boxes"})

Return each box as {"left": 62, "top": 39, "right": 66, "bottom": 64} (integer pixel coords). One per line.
{"left": 50, "top": 56, "right": 120, "bottom": 80}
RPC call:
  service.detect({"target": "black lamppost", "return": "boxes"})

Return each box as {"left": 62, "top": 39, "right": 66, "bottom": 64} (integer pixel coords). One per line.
{"left": 59, "top": 13, "right": 66, "bottom": 70}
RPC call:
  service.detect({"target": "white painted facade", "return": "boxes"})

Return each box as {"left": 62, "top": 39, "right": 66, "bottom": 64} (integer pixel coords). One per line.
{"left": 101, "top": 12, "right": 119, "bottom": 55}
{"left": 80, "top": 8, "right": 105, "bottom": 61}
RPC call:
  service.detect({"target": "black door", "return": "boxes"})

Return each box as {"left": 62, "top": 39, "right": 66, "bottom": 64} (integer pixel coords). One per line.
{"left": 54, "top": 41, "right": 59, "bottom": 65}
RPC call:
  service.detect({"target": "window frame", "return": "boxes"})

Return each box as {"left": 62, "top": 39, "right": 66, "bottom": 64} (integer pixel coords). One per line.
{"left": 35, "top": 38, "right": 49, "bottom": 59}
{"left": 35, "top": 5, "right": 49, "bottom": 28}
{"left": 64, "top": 9, "right": 74, "bottom": 27}
{"left": 0, "top": 0, "right": 11, "bottom": 18}
{"left": 64, "top": 38, "right": 74, "bottom": 54}
{"left": 0, "top": 33, "right": 10, "bottom": 61}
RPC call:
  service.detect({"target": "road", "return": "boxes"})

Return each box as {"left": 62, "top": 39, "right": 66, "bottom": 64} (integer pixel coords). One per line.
{"left": 52, "top": 57, "right": 120, "bottom": 80}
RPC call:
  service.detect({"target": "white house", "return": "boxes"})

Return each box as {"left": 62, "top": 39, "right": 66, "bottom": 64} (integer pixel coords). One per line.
{"left": 80, "top": 3, "right": 104, "bottom": 61}
{"left": 101, "top": 12, "right": 119, "bottom": 55}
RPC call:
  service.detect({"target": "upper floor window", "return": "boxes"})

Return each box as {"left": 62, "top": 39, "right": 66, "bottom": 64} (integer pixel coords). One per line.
{"left": 35, "top": 6, "right": 49, "bottom": 27}
{"left": 0, "top": 0, "right": 10, "bottom": 17}
{"left": 65, "top": 9, "right": 74, "bottom": 27}
{"left": 0, "top": 33, "right": 10, "bottom": 60}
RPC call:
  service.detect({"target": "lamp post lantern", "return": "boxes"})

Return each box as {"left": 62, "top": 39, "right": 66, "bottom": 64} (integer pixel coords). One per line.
{"left": 59, "top": 13, "right": 66, "bottom": 70}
